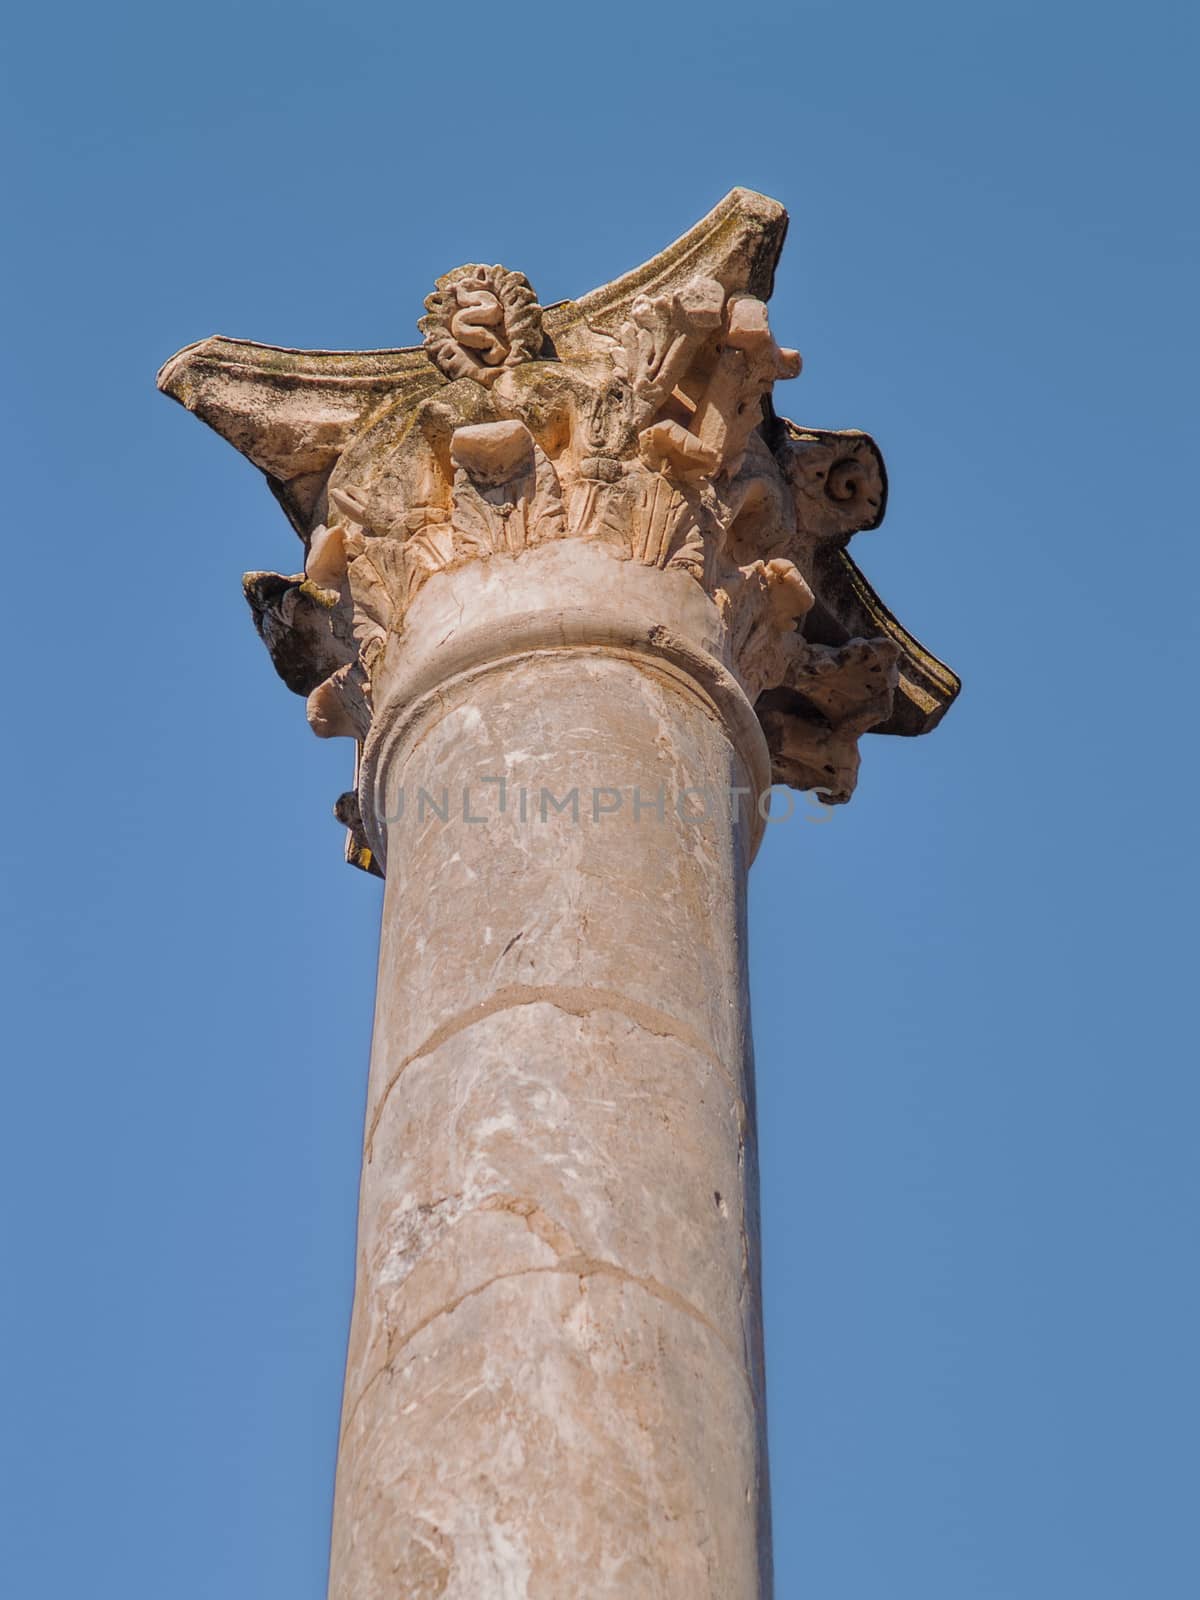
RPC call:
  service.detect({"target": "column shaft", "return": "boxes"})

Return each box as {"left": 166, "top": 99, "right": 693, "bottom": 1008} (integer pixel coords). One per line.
{"left": 329, "top": 648, "right": 770, "bottom": 1599}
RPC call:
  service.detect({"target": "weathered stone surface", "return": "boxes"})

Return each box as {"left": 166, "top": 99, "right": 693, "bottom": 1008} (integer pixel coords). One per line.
{"left": 158, "top": 189, "right": 958, "bottom": 869}
{"left": 334, "top": 1274, "right": 760, "bottom": 1600}
{"left": 156, "top": 189, "right": 957, "bottom": 1598}
{"left": 336, "top": 643, "right": 767, "bottom": 1597}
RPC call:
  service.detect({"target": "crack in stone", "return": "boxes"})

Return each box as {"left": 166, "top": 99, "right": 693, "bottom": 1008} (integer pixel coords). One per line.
{"left": 365, "top": 983, "right": 736, "bottom": 1159}
{"left": 477, "top": 1192, "right": 580, "bottom": 1257}
{"left": 338, "top": 1257, "right": 749, "bottom": 1446}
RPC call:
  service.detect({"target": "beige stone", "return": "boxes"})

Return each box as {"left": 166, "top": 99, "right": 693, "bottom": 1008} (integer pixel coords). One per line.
{"left": 157, "top": 189, "right": 958, "bottom": 1597}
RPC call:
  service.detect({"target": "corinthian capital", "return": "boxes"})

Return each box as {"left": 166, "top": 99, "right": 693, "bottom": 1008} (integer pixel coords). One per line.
{"left": 158, "top": 189, "right": 958, "bottom": 870}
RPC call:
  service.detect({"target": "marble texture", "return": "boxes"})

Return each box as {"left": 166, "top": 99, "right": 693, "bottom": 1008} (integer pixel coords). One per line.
{"left": 155, "top": 189, "right": 959, "bottom": 1598}
{"left": 334, "top": 640, "right": 767, "bottom": 1597}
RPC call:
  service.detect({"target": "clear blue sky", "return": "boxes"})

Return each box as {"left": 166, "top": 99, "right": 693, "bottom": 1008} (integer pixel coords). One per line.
{"left": 2, "top": 2, "right": 1197, "bottom": 1595}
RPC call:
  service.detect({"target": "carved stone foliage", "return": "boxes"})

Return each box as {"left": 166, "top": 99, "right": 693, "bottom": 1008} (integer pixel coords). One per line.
{"left": 330, "top": 277, "right": 801, "bottom": 602}
{"left": 419, "top": 265, "right": 544, "bottom": 384}
{"left": 449, "top": 421, "right": 566, "bottom": 557}
{"left": 286, "top": 270, "right": 816, "bottom": 724}
{"left": 159, "top": 190, "right": 958, "bottom": 866}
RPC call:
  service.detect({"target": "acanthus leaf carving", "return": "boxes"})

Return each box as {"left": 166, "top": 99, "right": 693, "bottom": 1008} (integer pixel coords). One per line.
{"left": 717, "top": 557, "right": 815, "bottom": 704}
{"left": 449, "top": 421, "right": 566, "bottom": 558}
{"left": 758, "top": 637, "right": 901, "bottom": 805}
{"left": 244, "top": 265, "right": 891, "bottom": 797}
{"left": 159, "top": 191, "right": 958, "bottom": 866}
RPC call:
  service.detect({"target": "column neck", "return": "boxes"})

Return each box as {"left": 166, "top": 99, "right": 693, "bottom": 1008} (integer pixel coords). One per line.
{"left": 358, "top": 540, "right": 773, "bottom": 873}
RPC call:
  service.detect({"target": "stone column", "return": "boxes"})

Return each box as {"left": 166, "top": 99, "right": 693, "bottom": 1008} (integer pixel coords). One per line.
{"left": 337, "top": 543, "right": 771, "bottom": 1595}
{"left": 157, "top": 189, "right": 957, "bottom": 1600}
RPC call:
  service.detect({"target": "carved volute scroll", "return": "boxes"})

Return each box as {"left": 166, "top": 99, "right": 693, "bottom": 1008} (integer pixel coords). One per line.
{"left": 158, "top": 189, "right": 959, "bottom": 871}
